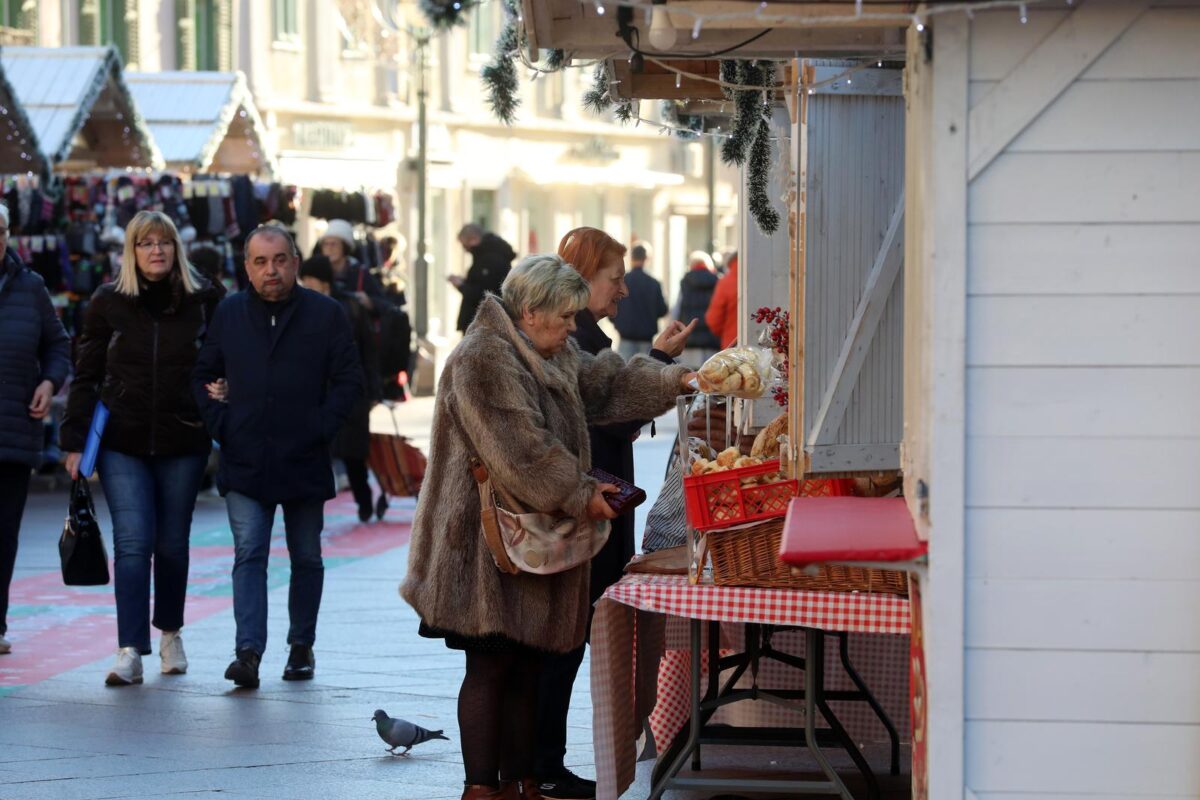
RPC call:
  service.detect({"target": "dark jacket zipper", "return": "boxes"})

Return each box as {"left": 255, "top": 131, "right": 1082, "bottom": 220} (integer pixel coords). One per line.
{"left": 150, "top": 319, "right": 159, "bottom": 455}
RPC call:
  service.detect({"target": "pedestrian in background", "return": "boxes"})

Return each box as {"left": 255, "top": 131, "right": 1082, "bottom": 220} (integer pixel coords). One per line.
{"left": 612, "top": 243, "right": 668, "bottom": 360}
{"left": 706, "top": 252, "right": 739, "bottom": 349}
{"left": 401, "top": 255, "right": 694, "bottom": 800}
{"left": 676, "top": 251, "right": 721, "bottom": 366}
{"left": 298, "top": 255, "right": 383, "bottom": 522}
{"left": 61, "top": 211, "right": 223, "bottom": 686}
{"left": 451, "top": 223, "right": 515, "bottom": 333}
{"left": 0, "top": 203, "right": 71, "bottom": 657}
{"left": 194, "top": 225, "right": 362, "bottom": 689}
{"left": 320, "top": 219, "right": 391, "bottom": 314}
{"left": 536, "top": 229, "right": 695, "bottom": 800}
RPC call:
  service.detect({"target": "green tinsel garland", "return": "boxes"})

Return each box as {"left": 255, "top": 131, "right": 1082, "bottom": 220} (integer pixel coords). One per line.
{"left": 481, "top": 19, "right": 520, "bottom": 125}
{"left": 721, "top": 61, "right": 764, "bottom": 167}
{"left": 745, "top": 62, "right": 779, "bottom": 235}
{"left": 419, "top": 0, "right": 475, "bottom": 30}
{"left": 719, "top": 59, "right": 739, "bottom": 101}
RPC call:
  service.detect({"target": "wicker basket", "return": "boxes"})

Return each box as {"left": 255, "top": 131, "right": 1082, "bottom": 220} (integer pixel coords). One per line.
{"left": 706, "top": 518, "right": 909, "bottom": 596}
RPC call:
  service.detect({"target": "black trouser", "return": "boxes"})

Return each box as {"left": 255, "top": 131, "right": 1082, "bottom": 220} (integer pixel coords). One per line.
{"left": 0, "top": 462, "right": 33, "bottom": 638}
{"left": 344, "top": 458, "right": 372, "bottom": 513}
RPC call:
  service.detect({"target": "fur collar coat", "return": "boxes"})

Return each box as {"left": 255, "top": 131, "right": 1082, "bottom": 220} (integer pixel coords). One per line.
{"left": 400, "top": 295, "right": 690, "bottom": 653}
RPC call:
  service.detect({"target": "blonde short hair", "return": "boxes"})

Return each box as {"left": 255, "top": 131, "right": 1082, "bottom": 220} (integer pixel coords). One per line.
{"left": 501, "top": 254, "right": 590, "bottom": 321}
{"left": 115, "top": 211, "right": 203, "bottom": 296}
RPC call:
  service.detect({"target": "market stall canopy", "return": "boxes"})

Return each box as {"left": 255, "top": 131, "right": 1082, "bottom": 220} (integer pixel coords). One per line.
{"left": 0, "top": 57, "right": 45, "bottom": 178}
{"left": 126, "top": 71, "right": 277, "bottom": 177}
{"left": 0, "top": 46, "right": 163, "bottom": 172}
{"left": 520, "top": 0, "right": 908, "bottom": 59}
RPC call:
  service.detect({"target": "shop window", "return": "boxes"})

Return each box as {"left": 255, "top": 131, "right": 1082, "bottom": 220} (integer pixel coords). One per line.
{"left": 176, "top": 0, "right": 232, "bottom": 71}
{"left": 273, "top": 0, "right": 299, "bottom": 44}
{"left": 469, "top": 0, "right": 497, "bottom": 57}
{"left": 78, "top": 0, "right": 138, "bottom": 67}
{"left": 0, "top": 0, "right": 36, "bottom": 44}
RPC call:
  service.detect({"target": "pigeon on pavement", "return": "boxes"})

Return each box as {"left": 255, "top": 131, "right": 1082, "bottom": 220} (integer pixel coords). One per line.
{"left": 372, "top": 709, "right": 449, "bottom": 755}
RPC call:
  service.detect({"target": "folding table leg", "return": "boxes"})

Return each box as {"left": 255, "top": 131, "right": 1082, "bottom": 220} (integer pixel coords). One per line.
{"left": 836, "top": 631, "right": 901, "bottom": 776}
{"left": 810, "top": 629, "right": 880, "bottom": 800}
{"left": 803, "top": 628, "right": 855, "bottom": 800}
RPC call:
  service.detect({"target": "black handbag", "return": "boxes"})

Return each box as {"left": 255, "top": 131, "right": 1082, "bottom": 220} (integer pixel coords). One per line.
{"left": 59, "top": 478, "right": 110, "bottom": 586}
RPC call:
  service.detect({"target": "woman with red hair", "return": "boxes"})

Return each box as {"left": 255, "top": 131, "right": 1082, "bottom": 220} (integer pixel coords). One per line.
{"left": 530, "top": 228, "right": 695, "bottom": 799}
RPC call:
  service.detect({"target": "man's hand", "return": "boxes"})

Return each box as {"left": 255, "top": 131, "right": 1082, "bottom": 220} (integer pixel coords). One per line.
{"left": 206, "top": 379, "right": 229, "bottom": 403}
{"left": 679, "top": 371, "right": 698, "bottom": 392}
{"left": 354, "top": 291, "right": 373, "bottom": 310}
{"left": 28, "top": 380, "right": 54, "bottom": 419}
{"left": 447, "top": 275, "right": 465, "bottom": 290}
{"left": 65, "top": 452, "right": 82, "bottom": 480}
{"left": 653, "top": 318, "right": 698, "bottom": 358}
{"left": 587, "top": 483, "right": 620, "bottom": 520}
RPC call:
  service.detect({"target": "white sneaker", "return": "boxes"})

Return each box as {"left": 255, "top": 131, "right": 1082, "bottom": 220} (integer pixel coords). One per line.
{"left": 160, "top": 630, "right": 188, "bottom": 675}
{"left": 105, "top": 647, "right": 144, "bottom": 686}
{"left": 0, "top": 635, "right": 10, "bottom": 654}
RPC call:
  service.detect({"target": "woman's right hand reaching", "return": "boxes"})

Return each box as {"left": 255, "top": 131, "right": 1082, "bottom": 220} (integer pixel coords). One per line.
{"left": 587, "top": 483, "right": 620, "bottom": 520}
{"left": 65, "top": 452, "right": 82, "bottom": 480}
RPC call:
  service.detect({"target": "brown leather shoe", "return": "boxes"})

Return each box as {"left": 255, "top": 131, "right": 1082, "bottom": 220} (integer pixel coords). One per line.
{"left": 516, "top": 779, "right": 545, "bottom": 800}
{"left": 461, "top": 785, "right": 509, "bottom": 800}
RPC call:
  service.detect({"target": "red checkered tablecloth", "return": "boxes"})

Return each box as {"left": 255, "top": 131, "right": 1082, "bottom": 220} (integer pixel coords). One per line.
{"left": 591, "top": 573, "right": 911, "bottom": 800}
{"left": 604, "top": 573, "right": 911, "bottom": 634}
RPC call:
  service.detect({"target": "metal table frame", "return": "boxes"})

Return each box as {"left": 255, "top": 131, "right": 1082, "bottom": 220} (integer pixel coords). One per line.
{"left": 648, "top": 619, "right": 901, "bottom": 800}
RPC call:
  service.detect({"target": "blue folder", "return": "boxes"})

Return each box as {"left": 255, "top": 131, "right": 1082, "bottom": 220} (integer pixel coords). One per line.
{"left": 79, "top": 401, "right": 109, "bottom": 478}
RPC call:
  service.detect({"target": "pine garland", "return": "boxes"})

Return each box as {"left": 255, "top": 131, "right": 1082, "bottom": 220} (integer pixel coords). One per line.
{"left": 582, "top": 63, "right": 612, "bottom": 114}
{"left": 720, "top": 61, "right": 764, "bottom": 167}
{"left": 481, "top": 18, "right": 520, "bottom": 124}
{"left": 544, "top": 49, "right": 566, "bottom": 70}
{"left": 747, "top": 115, "right": 779, "bottom": 234}
{"left": 614, "top": 100, "right": 636, "bottom": 124}
{"left": 719, "top": 59, "right": 739, "bottom": 101}
{"left": 419, "top": 0, "right": 474, "bottom": 30}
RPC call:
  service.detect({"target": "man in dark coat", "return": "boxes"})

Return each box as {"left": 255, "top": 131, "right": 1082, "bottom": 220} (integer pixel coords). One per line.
{"left": 451, "top": 224, "right": 515, "bottom": 332}
{"left": 612, "top": 244, "right": 668, "bottom": 360}
{"left": 0, "top": 218, "right": 71, "bottom": 655}
{"left": 193, "top": 225, "right": 363, "bottom": 688}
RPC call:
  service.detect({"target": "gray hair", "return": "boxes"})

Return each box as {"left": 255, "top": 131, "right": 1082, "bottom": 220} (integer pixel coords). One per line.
{"left": 501, "top": 254, "right": 590, "bottom": 321}
{"left": 244, "top": 224, "right": 299, "bottom": 258}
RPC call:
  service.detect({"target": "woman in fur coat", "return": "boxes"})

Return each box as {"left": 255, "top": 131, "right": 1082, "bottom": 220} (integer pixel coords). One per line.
{"left": 400, "top": 255, "right": 694, "bottom": 800}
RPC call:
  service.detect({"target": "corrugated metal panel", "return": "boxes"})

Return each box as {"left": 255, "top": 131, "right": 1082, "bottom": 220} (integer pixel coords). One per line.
{"left": 803, "top": 83, "right": 905, "bottom": 471}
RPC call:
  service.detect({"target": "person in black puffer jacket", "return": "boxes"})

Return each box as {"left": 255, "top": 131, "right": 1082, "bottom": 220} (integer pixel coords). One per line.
{"left": 61, "top": 211, "right": 224, "bottom": 687}
{"left": 676, "top": 251, "right": 721, "bottom": 367}
{"left": 0, "top": 204, "right": 71, "bottom": 657}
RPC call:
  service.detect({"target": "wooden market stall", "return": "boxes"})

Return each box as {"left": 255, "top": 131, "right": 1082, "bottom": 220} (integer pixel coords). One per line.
{"left": 125, "top": 70, "right": 277, "bottom": 178}
{"left": 0, "top": 60, "right": 46, "bottom": 180}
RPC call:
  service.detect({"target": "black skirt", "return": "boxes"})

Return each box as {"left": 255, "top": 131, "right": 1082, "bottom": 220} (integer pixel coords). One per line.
{"left": 418, "top": 621, "right": 541, "bottom": 654}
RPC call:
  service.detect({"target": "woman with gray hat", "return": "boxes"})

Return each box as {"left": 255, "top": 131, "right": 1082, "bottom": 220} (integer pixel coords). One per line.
{"left": 319, "top": 219, "right": 391, "bottom": 314}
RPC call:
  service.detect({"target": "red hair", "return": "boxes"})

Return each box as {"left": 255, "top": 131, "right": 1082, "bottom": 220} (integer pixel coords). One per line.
{"left": 557, "top": 227, "right": 627, "bottom": 281}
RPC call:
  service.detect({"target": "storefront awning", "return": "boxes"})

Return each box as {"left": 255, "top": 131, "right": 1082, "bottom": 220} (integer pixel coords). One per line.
{"left": 126, "top": 71, "right": 276, "bottom": 177}
{"left": 0, "top": 46, "right": 162, "bottom": 172}
{"left": 515, "top": 163, "right": 684, "bottom": 190}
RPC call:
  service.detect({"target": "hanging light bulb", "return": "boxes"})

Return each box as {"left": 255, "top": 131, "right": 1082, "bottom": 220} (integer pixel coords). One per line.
{"left": 676, "top": 72, "right": 682, "bottom": 88}
{"left": 648, "top": 3, "right": 677, "bottom": 50}
{"left": 691, "top": 18, "right": 703, "bottom": 39}
{"left": 1019, "top": 3, "right": 1028, "bottom": 23}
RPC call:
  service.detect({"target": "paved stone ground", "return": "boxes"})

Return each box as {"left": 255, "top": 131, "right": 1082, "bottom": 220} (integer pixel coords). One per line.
{"left": 0, "top": 398, "right": 908, "bottom": 799}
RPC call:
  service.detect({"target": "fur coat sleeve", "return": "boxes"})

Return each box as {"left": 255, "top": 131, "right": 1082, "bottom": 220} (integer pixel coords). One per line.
{"left": 576, "top": 348, "right": 691, "bottom": 427}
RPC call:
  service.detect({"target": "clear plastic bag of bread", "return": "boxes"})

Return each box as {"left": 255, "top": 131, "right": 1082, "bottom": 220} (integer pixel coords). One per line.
{"left": 695, "top": 346, "right": 777, "bottom": 399}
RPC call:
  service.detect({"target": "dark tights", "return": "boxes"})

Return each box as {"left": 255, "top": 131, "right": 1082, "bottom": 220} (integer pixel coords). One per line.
{"left": 344, "top": 458, "right": 372, "bottom": 513}
{"left": 459, "top": 648, "right": 542, "bottom": 787}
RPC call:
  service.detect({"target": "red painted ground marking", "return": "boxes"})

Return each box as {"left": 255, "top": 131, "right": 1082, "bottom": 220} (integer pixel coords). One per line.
{"left": 2, "top": 494, "right": 412, "bottom": 687}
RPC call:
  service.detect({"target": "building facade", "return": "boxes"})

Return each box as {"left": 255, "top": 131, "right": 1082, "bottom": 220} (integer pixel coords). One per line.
{"left": 24, "top": 0, "right": 738, "bottom": 347}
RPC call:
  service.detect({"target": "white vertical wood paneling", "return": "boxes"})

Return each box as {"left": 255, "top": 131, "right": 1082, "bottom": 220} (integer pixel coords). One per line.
{"left": 802, "top": 84, "right": 904, "bottom": 469}
{"left": 963, "top": 6, "right": 1200, "bottom": 797}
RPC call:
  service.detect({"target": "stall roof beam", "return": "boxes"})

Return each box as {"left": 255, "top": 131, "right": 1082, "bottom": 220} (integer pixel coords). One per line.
{"left": 523, "top": 0, "right": 905, "bottom": 59}
{"left": 126, "top": 70, "right": 277, "bottom": 177}
{"left": 0, "top": 46, "right": 163, "bottom": 172}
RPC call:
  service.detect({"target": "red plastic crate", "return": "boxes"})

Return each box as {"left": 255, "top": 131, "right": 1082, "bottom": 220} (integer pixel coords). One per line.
{"left": 683, "top": 459, "right": 799, "bottom": 532}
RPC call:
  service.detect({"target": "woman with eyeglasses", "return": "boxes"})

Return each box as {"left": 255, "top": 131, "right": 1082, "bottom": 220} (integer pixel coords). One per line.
{"left": 61, "top": 211, "right": 224, "bottom": 686}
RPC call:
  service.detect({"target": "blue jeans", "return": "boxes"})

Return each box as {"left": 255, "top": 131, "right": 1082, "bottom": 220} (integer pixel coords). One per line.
{"left": 224, "top": 491, "right": 325, "bottom": 655}
{"left": 98, "top": 449, "right": 208, "bottom": 654}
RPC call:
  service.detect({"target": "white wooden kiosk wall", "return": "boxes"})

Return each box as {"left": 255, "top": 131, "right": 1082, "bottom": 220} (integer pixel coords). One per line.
{"left": 907, "top": 2, "right": 1200, "bottom": 797}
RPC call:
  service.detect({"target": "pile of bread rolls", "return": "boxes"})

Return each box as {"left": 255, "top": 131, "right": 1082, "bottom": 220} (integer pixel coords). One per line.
{"left": 696, "top": 347, "right": 768, "bottom": 398}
